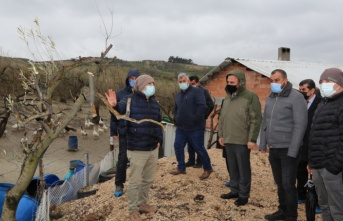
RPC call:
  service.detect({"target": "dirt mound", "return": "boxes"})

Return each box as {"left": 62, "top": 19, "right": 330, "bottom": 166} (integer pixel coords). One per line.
{"left": 53, "top": 149, "right": 317, "bottom": 221}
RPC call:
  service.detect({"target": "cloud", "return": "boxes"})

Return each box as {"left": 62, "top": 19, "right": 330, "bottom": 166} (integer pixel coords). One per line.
{"left": 1, "top": 0, "right": 343, "bottom": 66}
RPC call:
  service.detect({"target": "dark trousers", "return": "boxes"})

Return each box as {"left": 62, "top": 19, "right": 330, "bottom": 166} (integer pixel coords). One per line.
{"left": 269, "top": 148, "right": 299, "bottom": 219}
{"left": 187, "top": 143, "right": 201, "bottom": 165}
{"left": 225, "top": 144, "right": 251, "bottom": 198}
{"left": 174, "top": 128, "right": 212, "bottom": 172}
{"left": 296, "top": 160, "right": 308, "bottom": 200}
{"left": 115, "top": 134, "right": 127, "bottom": 188}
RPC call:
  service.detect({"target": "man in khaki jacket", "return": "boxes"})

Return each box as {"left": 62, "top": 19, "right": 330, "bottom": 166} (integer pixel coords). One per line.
{"left": 218, "top": 70, "right": 262, "bottom": 206}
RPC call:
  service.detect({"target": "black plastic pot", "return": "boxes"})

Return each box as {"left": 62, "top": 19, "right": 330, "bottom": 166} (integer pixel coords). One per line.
{"left": 77, "top": 188, "right": 98, "bottom": 199}
{"left": 98, "top": 168, "right": 116, "bottom": 183}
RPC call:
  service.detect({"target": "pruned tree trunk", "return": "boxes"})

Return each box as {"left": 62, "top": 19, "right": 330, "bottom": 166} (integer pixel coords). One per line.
{"left": 2, "top": 91, "right": 86, "bottom": 221}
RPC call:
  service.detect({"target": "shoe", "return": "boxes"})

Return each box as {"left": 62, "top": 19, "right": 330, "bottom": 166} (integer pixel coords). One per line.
{"left": 185, "top": 161, "right": 195, "bottom": 167}
{"left": 114, "top": 186, "right": 124, "bottom": 197}
{"left": 225, "top": 181, "right": 231, "bottom": 187}
{"left": 264, "top": 209, "right": 286, "bottom": 220}
{"left": 139, "top": 203, "right": 157, "bottom": 213}
{"left": 199, "top": 169, "right": 213, "bottom": 180}
{"left": 315, "top": 207, "right": 322, "bottom": 214}
{"left": 193, "top": 163, "right": 203, "bottom": 168}
{"left": 220, "top": 192, "right": 239, "bottom": 199}
{"left": 234, "top": 197, "right": 248, "bottom": 206}
{"left": 129, "top": 210, "right": 142, "bottom": 221}
{"left": 169, "top": 170, "right": 186, "bottom": 175}
{"left": 297, "top": 198, "right": 306, "bottom": 204}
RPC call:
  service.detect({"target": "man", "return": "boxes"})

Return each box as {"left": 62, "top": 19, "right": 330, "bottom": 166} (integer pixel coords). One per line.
{"left": 170, "top": 73, "right": 213, "bottom": 179}
{"left": 218, "top": 70, "right": 262, "bottom": 207}
{"left": 259, "top": 69, "right": 307, "bottom": 221}
{"left": 106, "top": 75, "right": 163, "bottom": 221}
{"left": 185, "top": 75, "right": 214, "bottom": 168}
{"left": 308, "top": 68, "right": 343, "bottom": 221}
{"left": 110, "top": 69, "right": 140, "bottom": 197}
{"left": 297, "top": 79, "right": 321, "bottom": 204}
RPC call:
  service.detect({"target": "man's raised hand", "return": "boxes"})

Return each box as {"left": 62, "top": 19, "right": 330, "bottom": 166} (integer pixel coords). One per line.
{"left": 105, "top": 89, "right": 117, "bottom": 107}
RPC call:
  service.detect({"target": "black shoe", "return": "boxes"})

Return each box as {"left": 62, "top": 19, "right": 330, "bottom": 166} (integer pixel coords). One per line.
{"left": 264, "top": 209, "right": 286, "bottom": 220}
{"left": 193, "top": 163, "right": 203, "bottom": 168}
{"left": 234, "top": 197, "right": 248, "bottom": 206}
{"left": 220, "top": 192, "right": 239, "bottom": 199}
{"left": 185, "top": 161, "right": 195, "bottom": 167}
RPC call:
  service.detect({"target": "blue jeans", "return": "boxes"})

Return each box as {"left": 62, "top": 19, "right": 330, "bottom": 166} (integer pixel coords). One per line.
{"left": 174, "top": 128, "right": 212, "bottom": 172}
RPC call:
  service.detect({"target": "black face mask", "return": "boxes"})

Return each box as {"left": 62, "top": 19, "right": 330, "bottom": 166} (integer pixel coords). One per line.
{"left": 300, "top": 91, "right": 309, "bottom": 100}
{"left": 226, "top": 85, "right": 237, "bottom": 94}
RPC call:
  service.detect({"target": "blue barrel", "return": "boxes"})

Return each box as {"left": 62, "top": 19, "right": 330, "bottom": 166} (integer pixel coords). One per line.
{"left": 15, "top": 194, "right": 39, "bottom": 221}
{"left": 68, "top": 136, "right": 78, "bottom": 150}
{"left": 70, "top": 160, "right": 83, "bottom": 169}
{"left": 32, "top": 174, "right": 60, "bottom": 188}
{"left": 0, "top": 183, "right": 15, "bottom": 217}
{"left": 50, "top": 180, "right": 74, "bottom": 203}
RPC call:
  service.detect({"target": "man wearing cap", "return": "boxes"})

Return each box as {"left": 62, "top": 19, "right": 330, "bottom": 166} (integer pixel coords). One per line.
{"left": 308, "top": 68, "right": 343, "bottom": 221}
{"left": 170, "top": 73, "right": 213, "bottom": 180}
{"left": 259, "top": 69, "right": 308, "bottom": 221}
{"left": 106, "top": 74, "right": 163, "bottom": 221}
{"left": 218, "top": 70, "right": 262, "bottom": 207}
{"left": 110, "top": 69, "right": 140, "bottom": 198}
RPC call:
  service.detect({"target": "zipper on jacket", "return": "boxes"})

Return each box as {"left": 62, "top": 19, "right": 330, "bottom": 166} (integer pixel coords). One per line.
{"left": 268, "top": 96, "right": 278, "bottom": 144}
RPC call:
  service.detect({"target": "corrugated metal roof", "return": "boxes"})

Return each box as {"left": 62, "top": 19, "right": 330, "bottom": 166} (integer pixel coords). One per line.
{"left": 233, "top": 58, "right": 343, "bottom": 87}
{"left": 200, "top": 58, "right": 343, "bottom": 89}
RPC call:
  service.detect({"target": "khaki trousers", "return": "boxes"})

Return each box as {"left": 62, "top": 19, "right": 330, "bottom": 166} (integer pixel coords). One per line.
{"left": 127, "top": 148, "right": 158, "bottom": 212}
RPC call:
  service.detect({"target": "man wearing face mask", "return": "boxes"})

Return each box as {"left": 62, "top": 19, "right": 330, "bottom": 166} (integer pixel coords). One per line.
{"left": 259, "top": 69, "right": 307, "bottom": 221}
{"left": 170, "top": 73, "right": 213, "bottom": 180}
{"left": 110, "top": 69, "right": 140, "bottom": 197}
{"left": 218, "top": 70, "right": 262, "bottom": 207}
{"left": 308, "top": 68, "right": 343, "bottom": 221}
{"left": 296, "top": 79, "right": 322, "bottom": 205}
{"left": 106, "top": 74, "right": 163, "bottom": 221}
{"left": 185, "top": 75, "right": 215, "bottom": 168}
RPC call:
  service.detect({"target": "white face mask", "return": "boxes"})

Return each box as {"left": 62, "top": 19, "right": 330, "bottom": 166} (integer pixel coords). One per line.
{"left": 320, "top": 82, "right": 339, "bottom": 97}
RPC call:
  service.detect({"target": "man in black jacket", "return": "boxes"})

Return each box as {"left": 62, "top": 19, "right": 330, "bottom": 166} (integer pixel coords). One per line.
{"left": 297, "top": 79, "right": 322, "bottom": 204}
{"left": 110, "top": 69, "right": 140, "bottom": 197}
{"left": 308, "top": 68, "right": 343, "bottom": 221}
{"left": 170, "top": 73, "right": 213, "bottom": 180}
{"left": 106, "top": 75, "right": 163, "bottom": 221}
{"left": 185, "top": 75, "right": 214, "bottom": 168}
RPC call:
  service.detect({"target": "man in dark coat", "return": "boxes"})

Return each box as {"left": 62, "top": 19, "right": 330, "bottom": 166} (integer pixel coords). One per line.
{"left": 308, "top": 68, "right": 343, "bottom": 221}
{"left": 170, "top": 73, "right": 213, "bottom": 180}
{"left": 106, "top": 75, "right": 163, "bottom": 221}
{"left": 297, "top": 79, "right": 322, "bottom": 204}
{"left": 110, "top": 69, "right": 140, "bottom": 197}
{"left": 185, "top": 75, "right": 214, "bottom": 168}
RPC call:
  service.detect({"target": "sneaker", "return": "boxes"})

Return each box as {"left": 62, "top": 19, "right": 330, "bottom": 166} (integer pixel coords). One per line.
{"left": 220, "top": 192, "right": 239, "bottom": 199}
{"left": 225, "top": 181, "right": 231, "bottom": 187}
{"left": 297, "top": 198, "right": 306, "bottom": 204}
{"left": 264, "top": 209, "right": 286, "bottom": 220}
{"left": 185, "top": 161, "right": 195, "bottom": 167}
{"left": 114, "top": 186, "right": 124, "bottom": 197}
{"left": 139, "top": 203, "right": 157, "bottom": 213}
{"left": 193, "top": 163, "right": 203, "bottom": 168}
{"left": 315, "top": 207, "right": 322, "bottom": 214}
{"left": 129, "top": 210, "right": 142, "bottom": 221}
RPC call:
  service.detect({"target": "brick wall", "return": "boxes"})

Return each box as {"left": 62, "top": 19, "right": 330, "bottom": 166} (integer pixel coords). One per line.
{"left": 204, "top": 62, "right": 271, "bottom": 129}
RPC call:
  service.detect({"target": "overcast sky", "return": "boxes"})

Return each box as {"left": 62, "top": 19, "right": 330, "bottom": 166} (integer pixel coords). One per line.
{"left": 1, "top": 0, "right": 343, "bottom": 66}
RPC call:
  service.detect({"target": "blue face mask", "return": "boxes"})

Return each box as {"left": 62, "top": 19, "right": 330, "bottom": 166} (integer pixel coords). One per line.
{"left": 143, "top": 85, "right": 155, "bottom": 97}
{"left": 270, "top": 83, "right": 283, "bottom": 93}
{"left": 179, "top": 82, "right": 189, "bottom": 90}
{"left": 129, "top": 79, "right": 135, "bottom": 88}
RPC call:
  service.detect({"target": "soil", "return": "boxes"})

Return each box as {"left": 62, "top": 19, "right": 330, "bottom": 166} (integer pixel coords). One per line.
{"left": 0, "top": 101, "right": 321, "bottom": 221}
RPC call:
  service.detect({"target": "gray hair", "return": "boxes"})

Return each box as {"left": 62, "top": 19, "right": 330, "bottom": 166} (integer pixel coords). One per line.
{"left": 178, "top": 73, "right": 189, "bottom": 79}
